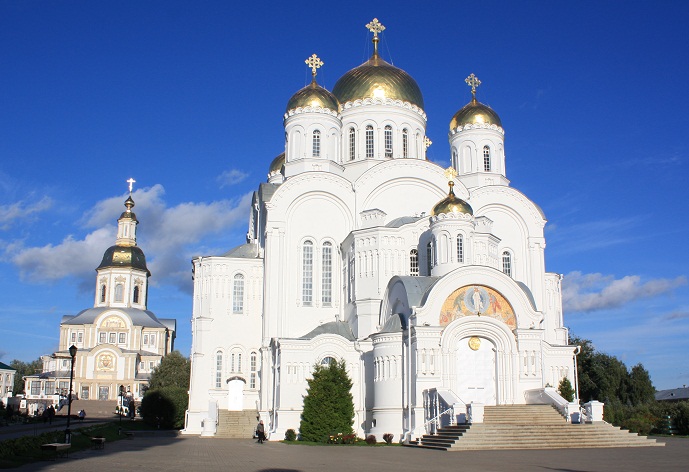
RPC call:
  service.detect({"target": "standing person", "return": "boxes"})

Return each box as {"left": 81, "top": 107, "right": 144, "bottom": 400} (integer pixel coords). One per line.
{"left": 256, "top": 420, "right": 265, "bottom": 444}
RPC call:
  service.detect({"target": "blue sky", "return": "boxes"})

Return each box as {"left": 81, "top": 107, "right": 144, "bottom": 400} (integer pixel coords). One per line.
{"left": 1, "top": 1, "right": 687, "bottom": 390}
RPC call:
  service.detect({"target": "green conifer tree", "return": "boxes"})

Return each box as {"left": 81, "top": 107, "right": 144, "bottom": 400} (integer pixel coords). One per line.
{"left": 557, "top": 377, "right": 575, "bottom": 402}
{"left": 299, "top": 359, "right": 354, "bottom": 442}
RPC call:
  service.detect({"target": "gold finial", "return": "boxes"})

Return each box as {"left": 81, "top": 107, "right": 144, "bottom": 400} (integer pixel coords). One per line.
{"left": 424, "top": 136, "right": 432, "bottom": 149}
{"left": 465, "top": 73, "right": 481, "bottom": 99}
{"left": 126, "top": 178, "right": 136, "bottom": 195}
{"left": 366, "top": 18, "right": 385, "bottom": 54}
{"left": 444, "top": 166, "right": 458, "bottom": 181}
{"left": 305, "top": 54, "right": 324, "bottom": 79}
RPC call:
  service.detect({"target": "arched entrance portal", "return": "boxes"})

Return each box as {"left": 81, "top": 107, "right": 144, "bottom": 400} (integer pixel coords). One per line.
{"left": 227, "top": 376, "right": 246, "bottom": 411}
{"left": 456, "top": 336, "right": 497, "bottom": 405}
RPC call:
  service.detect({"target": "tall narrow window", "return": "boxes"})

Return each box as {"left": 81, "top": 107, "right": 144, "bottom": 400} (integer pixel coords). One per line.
{"left": 230, "top": 353, "right": 236, "bottom": 373}
{"left": 365, "top": 125, "right": 374, "bottom": 158}
{"left": 384, "top": 125, "right": 393, "bottom": 157}
{"left": 133, "top": 285, "right": 140, "bottom": 304}
{"left": 348, "top": 127, "right": 356, "bottom": 161}
{"left": 215, "top": 352, "right": 223, "bottom": 388}
{"left": 100, "top": 284, "right": 106, "bottom": 303}
{"left": 426, "top": 242, "right": 433, "bottom": 275}
{"left": 114, "top": 283, "right": 124, "bottom": 302}
{"left": 237, "top": 353, "right": 242, "bottom": 373}
{"left": 233, "top": 274, "right": 245, "bottom": 314}
{"left": 502, "top": 251, "right": 512, "bottom": 277}
{"left": 312, "top": 130, "right": 321, "bottom": 157}
{"left": 402, "top": 128, "right": 409, "bottom": 158}
{"left": 410, "top": 249, "right": 419, "bottom": 276}
{"left": 302, "top": 241, "right": 313, "bottom": 305}
{"left": 483, "top": 145, "right": 491, "bottom": 171}
{"left": 452, "top": 149, "right": 458, "bottom": 170}
{"left": 250, "top": 352, "right": 258, "bottom": 389}
{"left": 457, "top": 234, "right": 464, "bottom": 263}
{"left": 322, "top": 242, "right": 332, "bottom": 305}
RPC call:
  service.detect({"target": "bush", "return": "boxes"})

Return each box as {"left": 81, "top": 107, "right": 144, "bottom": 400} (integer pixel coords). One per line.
{"left": 365, "top": 434, "right": 377, "bottom": 445}
{"left": 139, "top": 386, "right": 188, "bottom": 429}
{"left": 284, "top": 429, "right": 297, "bottom": 441}
{"left": 327, "top": 433, "right": 357, "bottom": 444}
{"left": 383, "top": 433, "right": 394, "bottom": 444}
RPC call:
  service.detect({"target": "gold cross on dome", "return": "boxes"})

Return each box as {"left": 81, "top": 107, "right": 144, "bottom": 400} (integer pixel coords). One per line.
{"left": 465, "top": 73, "right": 481, "bottom": 97}
{"left": 366, "top": 18, "right": 385, "bottom": 37}
{"left": 444, "top": 166, "right": 458, "bottom": 181}
{"left": 305, "top": 54, "right": 324, "bottom": 77}
{"left": 126, "top": 178, "right": 136, "bottom": 194}
{"left": 424, "top": 136, "right": 432, "bottom": 149}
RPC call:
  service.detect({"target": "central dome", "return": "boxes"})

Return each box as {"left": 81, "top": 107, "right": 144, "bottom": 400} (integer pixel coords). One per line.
{"left": 333, "top": 52, "right": 424, "bottom": 109}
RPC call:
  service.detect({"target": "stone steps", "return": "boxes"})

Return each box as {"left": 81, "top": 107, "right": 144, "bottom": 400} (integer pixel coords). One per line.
{"left": 407, "top": 405, "right": 663, "bottom": 451}
{"left": 215, "top": 410, "right": 258, "bottom": 438}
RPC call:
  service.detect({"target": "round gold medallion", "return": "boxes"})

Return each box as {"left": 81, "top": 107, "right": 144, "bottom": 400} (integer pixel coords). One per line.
{"left": 468, "top": 336, "right": 481, "bottom": 351}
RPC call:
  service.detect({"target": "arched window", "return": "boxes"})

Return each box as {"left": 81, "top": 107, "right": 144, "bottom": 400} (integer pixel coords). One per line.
{"left": 410, "top": 249, "right": 419, "bottom": 276}
{"left": 133, "top": 285, "right": 140, "bottom": 304}
{"left": 232, "top": 274, "right": 245, "bottom": 313}
{"left": 250, "top": 352, "right": 258, "bottom": 389}
{"left": 348, "top": 127, "right": 356, "bottom": 160}
{"left": 302, "top": 241, "right": 313, "bottom": 305}
{"left": 457, "top": 234, "right": 464, "bottom": 263}
{"left": 114, "top": 283, "right": 124, "bottom": 302}
{"left": 321, "top": 357, "right": 335, "bottom": 366}
{"left": 365, "top": 125, "right": 374, "bottom": 158}
{"left": 215, "top": 352, "right": 223, "bottom": 388}
{"left": 452, "top": 149, "right": 458, "bottom": 170}
{"left": 322, "top": 242, "right": 332, "bottom": 305}
{"left": 384, "top": 125, "right": 393, "bottom": 157}
{"left": 502, "top": 251, "right": 512, "bottom": 277}
{"left": 483, "top": 145, "right": 491, "bottom": 171}
{"left": 100, "top": 284, "right": 107, "bottom": 303}
{"left": 230, "top": 351, "right": 243, "bottom": 373}
{"left": 402, "top": 129, "right": 409, "bottom": 158}
{"left": 426, "top": 241, "right": 433, "bottom": 275}
{"left": 312, "top": 130, "right": 321, "bottom": 157}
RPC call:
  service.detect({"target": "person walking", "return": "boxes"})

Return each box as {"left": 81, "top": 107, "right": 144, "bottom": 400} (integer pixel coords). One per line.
{"left": 256, "top": 420, "right": 265, "bottom": 444}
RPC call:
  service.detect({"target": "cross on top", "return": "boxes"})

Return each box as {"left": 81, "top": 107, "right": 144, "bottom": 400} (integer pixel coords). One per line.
{"left": 366, "top": 18, "right": 385, "bottom": 37}
{"left": 424, "top": 136, "right": 432, "bottom": 149}
{"left": 444, "top": 166, "right": 458, "bottom": 181}
{"left": 305, "top": 54, "right": 324, "bottom": 78}
{"left": 465, "top": 73, "right": 481, "bottom": 97}
{"left": 127, "top": 178, "right": 136, "bottom": 194}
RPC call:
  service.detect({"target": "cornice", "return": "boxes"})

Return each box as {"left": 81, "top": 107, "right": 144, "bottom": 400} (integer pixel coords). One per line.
{"left": 449, "top": 122, "right": 504, "bottom": 136}
{"left": 340, "top": 97, "right": 427, "bottom": 121}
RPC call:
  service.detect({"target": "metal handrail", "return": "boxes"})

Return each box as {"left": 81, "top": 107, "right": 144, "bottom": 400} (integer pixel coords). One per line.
{"left": 415, "top": 406, "right": 454, "bottom": 436}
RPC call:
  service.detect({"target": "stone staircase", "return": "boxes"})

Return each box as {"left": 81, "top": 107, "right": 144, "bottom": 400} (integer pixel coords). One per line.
{"left": 408, "top": 405, "right": 664, "bottom": 451}
{"left": 214, "top": 410, "right": 258, "bottom": 439}
{"left": 63, "top": 399, "right": 119, "bottom": 419}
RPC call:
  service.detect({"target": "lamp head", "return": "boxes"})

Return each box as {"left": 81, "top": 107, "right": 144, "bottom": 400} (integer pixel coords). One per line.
{"left": 68, "top": 345, "right": 78, "bottom": 358}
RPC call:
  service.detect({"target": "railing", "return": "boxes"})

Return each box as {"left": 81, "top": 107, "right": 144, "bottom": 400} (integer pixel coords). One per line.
{"left": 419, "top": 388, "right": 466, "bottom": 437}
{"left": 524, "top": 387, "right": 582, "bottom": 423}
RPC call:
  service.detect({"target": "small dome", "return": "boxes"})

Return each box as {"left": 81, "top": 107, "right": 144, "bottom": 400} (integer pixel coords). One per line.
{"left": 98, "top": 245, "right": 150, "bottom": 274}
{"left": 432, "top": 181, "right": 473, "bottom": 216}
{"left": 449, "top": 96, "right": 502, "bottom": 131}
{"left": 269, "top": 152, "right": 285, "bottom": 174}
{"left": 119, "top": 196, "right": 138, "bottom": 221}
{"left": 333, "top": 52, "right": 424, "bottom": 109}
{"left": 286, "top": 80, "right": 339, "bottom": 113}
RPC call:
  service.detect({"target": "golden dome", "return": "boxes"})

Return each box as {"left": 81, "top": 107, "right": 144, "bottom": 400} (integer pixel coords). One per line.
{"left": 449, "top": 96, "right": 502, "bottom": 131}
{"left": 332, "top": 51, "right": 424, "bottom": 109}
{"left": 286, "top": 79, "right": 339, "bottom": 113}
{"left": 432, "top": 181, "right": 473, "bottom": 216}
{"left": 269, "top": 152, "right": 285, "bottom": 174}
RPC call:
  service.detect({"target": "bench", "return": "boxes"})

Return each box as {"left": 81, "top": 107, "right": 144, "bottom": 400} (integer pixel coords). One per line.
{"left": 91, "top": 437, "right": 106, "bottom": 449}
{"left": 41, "top": 443, "right": 71, "bottom": 459}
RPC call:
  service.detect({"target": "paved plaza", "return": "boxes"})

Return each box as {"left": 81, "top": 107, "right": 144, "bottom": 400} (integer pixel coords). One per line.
{"left": 14, "top": 434, "right": 689, "bottom": 472}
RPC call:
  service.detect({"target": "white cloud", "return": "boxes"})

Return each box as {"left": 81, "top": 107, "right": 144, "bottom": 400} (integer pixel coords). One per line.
{"left": 217, "top": 169, "right": 249, "bottom": 188}
{"left": 562, "top": 271, "right": 687, "bottom": 313}
{"left": 0, "top": 196, "right": 53, "bottom": 230}
{"left": 10, "top": 184, "right": 252, "bottom": 293}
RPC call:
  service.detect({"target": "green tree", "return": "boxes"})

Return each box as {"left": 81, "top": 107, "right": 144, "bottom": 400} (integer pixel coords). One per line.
{"left": 557, "top": 377, "right": 575, "bottom": 402}
{"left": 299, "top": 359, "right": 354, "bottom": 442}
{"left": 9, "top": 358, "right": 43, "bottom": 395}
{"left": 148, "top": 351, "right": 191, "bottom": 390}
{"left": 628, "top": 363, "right": 655, "bottom": 405}
{"left": 140, "top": 386, "right": 188, "bottom": 429}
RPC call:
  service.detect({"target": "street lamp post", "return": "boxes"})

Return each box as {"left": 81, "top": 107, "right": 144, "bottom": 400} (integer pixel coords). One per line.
{"left": 65, "top": 344, "right": 77, "bottom": 444}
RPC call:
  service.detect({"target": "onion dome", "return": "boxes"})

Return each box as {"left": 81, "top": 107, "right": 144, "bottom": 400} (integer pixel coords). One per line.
{"left": 432, "top": 181, "right": 473, "bottom": 216}
{"left": 332, "top": 18, "right": 424, "bottom": 109}
{"left": 286, "top": 54, "right": 339, "bottom": 113}
{"left": 449, "top": 73, "right": 501, "bottom": 131}
{"left": 97, "top": 245, "right": 150, "bottom": 274}
{"left": 119, "top": 196, "right": 137, "bottom": 221}
{"left": 269, "top": 152, "right": 285, "bottom": 174}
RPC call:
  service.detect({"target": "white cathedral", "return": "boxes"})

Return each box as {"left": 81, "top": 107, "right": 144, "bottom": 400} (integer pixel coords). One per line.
{"left": 184, "top": 19, "right": 577, "bottom": 440}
